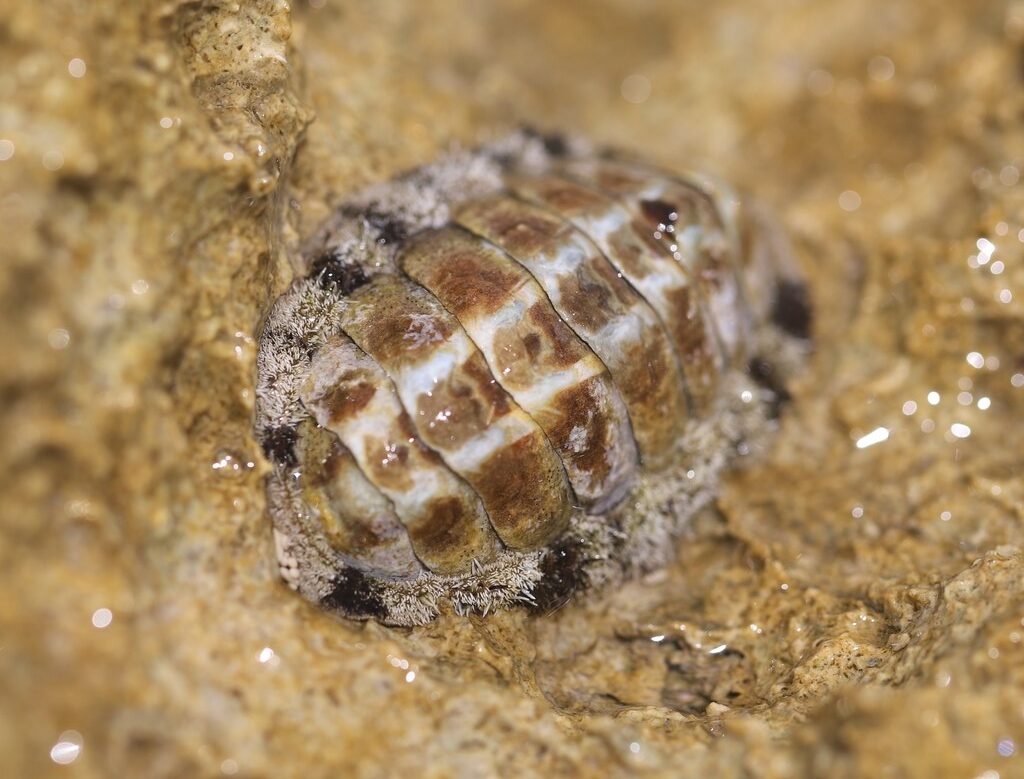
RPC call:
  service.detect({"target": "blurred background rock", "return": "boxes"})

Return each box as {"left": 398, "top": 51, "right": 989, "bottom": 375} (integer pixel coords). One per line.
{"left": 1, "top": 1, "right": 1022, "bottom": 777}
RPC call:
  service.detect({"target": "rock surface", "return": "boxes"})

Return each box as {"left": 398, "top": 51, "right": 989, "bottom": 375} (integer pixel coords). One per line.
{"left": 1, "top": 1, "right": 1022, "bottom": 777}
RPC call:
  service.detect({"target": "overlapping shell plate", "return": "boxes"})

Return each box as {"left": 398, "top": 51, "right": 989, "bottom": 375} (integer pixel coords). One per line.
{"left": 256, "top": 131, "right": 811, "bottom": 626}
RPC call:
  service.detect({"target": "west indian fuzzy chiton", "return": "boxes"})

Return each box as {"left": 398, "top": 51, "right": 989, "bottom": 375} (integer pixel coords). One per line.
{"left": 255, "top": 130, "right": 812, "bottom": 626}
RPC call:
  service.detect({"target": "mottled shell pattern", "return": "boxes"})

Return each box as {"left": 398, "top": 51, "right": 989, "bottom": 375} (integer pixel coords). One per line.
{"left": 256, "top": 130, "right": 811, "bottom": 626}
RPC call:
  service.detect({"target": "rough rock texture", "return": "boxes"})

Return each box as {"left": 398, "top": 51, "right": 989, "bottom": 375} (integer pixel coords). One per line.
{"left": 1, "top": 1, "right": 1022, "bottom": 777}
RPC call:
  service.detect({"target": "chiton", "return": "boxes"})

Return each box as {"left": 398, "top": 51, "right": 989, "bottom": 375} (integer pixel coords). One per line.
{"left": 256, "top": 130, "right": 811, "bottom": 626}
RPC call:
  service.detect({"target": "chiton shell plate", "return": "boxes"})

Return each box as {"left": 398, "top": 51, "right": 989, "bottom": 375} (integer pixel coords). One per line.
{"left": 256, "top": 130, "right": 811, "bottom": 625}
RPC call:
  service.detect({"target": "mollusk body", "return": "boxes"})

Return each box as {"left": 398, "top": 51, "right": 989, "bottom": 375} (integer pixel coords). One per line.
{"left": 256, "top": 131, "right": 810, "bottom": 625}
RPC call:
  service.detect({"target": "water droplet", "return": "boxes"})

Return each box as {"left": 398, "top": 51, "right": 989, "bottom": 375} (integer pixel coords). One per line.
{"left": 856, "top": 427, "right": 890, "bottom": 449}
{"left": 838, "top": 190, "right": 861, "bottom": 211}
{"left": 976, "top": 237, "right": 995, "bottom": 262}
{"left": 49, "top": 732, "right": 83, "bottom": 765}
{"left": 620, "top": 74, "right": 651, "bottom": 104}
{"left": 950, "top": 423, "right": 971, "bottom": 439}
{"left": 867, "top": 55, "right": 895, "bottom": 81}
{"left": 91, "top": 608, "right": 113, "bottom": 629}
{"left": 42, "top": 150, "right": 64, "bottom": 171}
{"left": 48, "top": 328, "right": 70, "bottom": 350}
